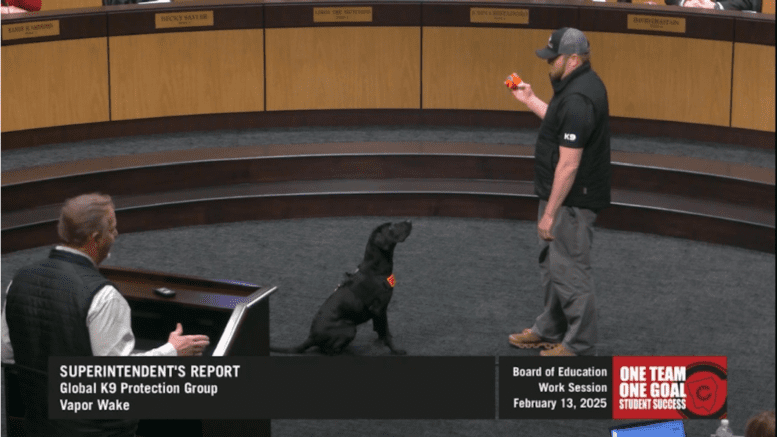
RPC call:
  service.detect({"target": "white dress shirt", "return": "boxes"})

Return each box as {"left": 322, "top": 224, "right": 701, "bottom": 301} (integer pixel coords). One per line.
{"left": 1, "top": 246, "right": 176, "bottom": 364}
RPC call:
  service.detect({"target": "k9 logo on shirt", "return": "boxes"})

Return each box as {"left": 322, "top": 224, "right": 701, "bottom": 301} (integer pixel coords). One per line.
{"left": 564, "top": 133, "right": 577, "bottom": 142}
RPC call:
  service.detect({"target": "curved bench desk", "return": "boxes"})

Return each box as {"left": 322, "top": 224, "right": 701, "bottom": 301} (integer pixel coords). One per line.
{"left": 1, "top": 0, "right": 774, "bottom": 149}
{"left": 2, "top": 142, "right": 773, "bottom": 253}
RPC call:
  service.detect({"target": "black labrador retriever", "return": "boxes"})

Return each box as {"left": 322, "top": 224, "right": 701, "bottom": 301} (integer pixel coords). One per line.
{"left": 272, "top": 220, "right": 412, "bottom": 355}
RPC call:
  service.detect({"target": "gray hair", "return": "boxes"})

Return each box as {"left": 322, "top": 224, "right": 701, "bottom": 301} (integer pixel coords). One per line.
{"left": 57, "top": 193, "right": 114, "bottom": 246}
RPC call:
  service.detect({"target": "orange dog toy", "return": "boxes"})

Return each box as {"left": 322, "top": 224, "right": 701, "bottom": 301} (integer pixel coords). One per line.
{"left": 505, "top": 73, "right": 523, "bottom": 90}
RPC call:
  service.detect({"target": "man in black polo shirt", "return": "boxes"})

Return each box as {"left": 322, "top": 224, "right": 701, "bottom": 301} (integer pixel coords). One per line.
{"left": 507, "top": 28, "right": 611, "bottom": 356}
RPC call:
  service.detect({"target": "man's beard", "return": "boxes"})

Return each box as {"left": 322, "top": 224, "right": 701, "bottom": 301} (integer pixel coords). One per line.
{"left": 549, "top": 66, "right": 564, "bottom": 81}
{"left": 549, "top": 56, "right": 567, "bottom": 82}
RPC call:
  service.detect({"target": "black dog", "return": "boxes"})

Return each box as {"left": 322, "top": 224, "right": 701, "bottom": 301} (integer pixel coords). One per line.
{"left": 272, "top": 220, "right": 412, "bottom": 355}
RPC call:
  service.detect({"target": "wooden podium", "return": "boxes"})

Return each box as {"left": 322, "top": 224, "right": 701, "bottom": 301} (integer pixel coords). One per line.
{"left": 2, "top": 265, "right": 275, "bottom": 437}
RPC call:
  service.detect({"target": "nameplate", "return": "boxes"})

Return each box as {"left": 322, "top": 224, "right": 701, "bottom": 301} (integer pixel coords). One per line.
{"left": 155, "top": 11, "right": 214, "bottom": 29}
{"left": 470, "top": 8, "right": 529, "bottom": 25}
{"left": 627, "top": 14, "right": 686, "bottom": 33}
{"left": 313, "top": 7, "right": 373, "bottom": 23}
{"left": 2, "top": 20, "right": 59, "bottom": 41}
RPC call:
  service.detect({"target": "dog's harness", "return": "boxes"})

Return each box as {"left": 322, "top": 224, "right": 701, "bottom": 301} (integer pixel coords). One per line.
{"left": 337, "top": 269, "right": 396, "bottom": 289}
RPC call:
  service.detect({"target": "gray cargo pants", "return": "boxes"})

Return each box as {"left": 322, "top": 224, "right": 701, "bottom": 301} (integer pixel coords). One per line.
{"left": 531, "top": 200, "right": 598, "bottom": 355}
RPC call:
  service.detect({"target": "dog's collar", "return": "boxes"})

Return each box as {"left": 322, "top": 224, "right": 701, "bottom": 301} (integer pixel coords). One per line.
{"left": 386, "top": 274, "right": 396, "bottom": 288}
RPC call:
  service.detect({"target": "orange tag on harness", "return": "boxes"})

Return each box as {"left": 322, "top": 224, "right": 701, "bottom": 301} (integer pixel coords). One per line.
{"left": 386, "top": 274, "right": 396, "bottom": 287}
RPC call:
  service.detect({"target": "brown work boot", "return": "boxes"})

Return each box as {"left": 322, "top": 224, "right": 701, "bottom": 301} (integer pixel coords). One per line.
{"left": 540, "top": 343, "right": 576, "bottom": 356}
{"left": 508, "top": 329, "right": 556, "bottom": 349}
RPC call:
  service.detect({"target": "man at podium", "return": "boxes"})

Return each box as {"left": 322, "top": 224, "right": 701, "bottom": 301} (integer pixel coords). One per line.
{"left": 1, "top": 193, "right": 210, "bottom": 436}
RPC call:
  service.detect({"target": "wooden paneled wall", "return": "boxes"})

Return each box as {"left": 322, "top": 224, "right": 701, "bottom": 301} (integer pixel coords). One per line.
{"left": 731, "top": 43, "right": 775, "bottom": 131}
{"left": 1, "top": 3, "right": 774, "bottom": 134}
{"left": 1, "top": 38, "right": 110, "bottom": 131}
{"left": 587, "top": 32, "right": 732, "bottom": 126}
{"left": 422, "top": 28, "right": 554, "bottom": 111}
{"left": 110, "top": 29, "right": 265, "bottom": 120}
{"left": 265, "top": 27, "right": 420, "bottom": 111}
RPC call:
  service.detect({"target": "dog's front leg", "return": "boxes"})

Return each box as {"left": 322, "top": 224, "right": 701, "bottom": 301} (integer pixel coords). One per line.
{"left": 372, "top": 312, "right": 406, "bottom": 355}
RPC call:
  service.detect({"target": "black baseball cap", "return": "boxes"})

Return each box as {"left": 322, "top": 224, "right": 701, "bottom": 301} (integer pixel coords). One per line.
{"left": 536, "top": 27, "right": 590, "bottom": 59}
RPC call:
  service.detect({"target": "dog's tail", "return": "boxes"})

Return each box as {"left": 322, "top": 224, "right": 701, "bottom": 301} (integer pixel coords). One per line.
{"left": 269, "top": 337, "right": 315, "bottom": 354}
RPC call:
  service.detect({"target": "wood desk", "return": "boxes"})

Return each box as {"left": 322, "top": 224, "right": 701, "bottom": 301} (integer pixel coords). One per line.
{"left": 1, "top": 0, "right": 773, "bottom": 148}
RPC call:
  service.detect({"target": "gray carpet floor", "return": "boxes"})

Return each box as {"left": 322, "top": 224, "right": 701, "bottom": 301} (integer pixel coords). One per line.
{"left": 1, "top": 126, "right": 775, "bottom": 437}
{"left": 2, "top": 217, "right": 774, "bottom": 437}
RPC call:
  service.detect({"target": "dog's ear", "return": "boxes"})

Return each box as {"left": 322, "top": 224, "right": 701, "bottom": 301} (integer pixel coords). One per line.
{"left": 369, "top": 223, "right": 394, "bottom": 251}
{"left": 372, "top": 231, "right": 393, "bottom": 251}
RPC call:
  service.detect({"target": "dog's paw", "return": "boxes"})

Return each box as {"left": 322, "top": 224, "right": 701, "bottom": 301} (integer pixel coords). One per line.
{"left": 391, "top": 349, "right": 407, "bottom": 355}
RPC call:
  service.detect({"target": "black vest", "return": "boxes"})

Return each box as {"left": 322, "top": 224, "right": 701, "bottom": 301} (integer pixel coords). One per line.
{"left": 534, "top": 63, "right": 612, "bottom": 211}
{"left": 6, "top": 248, "right": 138, "bottom": 437}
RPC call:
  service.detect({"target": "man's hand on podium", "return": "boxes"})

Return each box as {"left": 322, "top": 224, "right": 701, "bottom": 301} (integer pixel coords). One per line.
{"left": 168, "top": 323, "right": 210, "bottom": 356}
